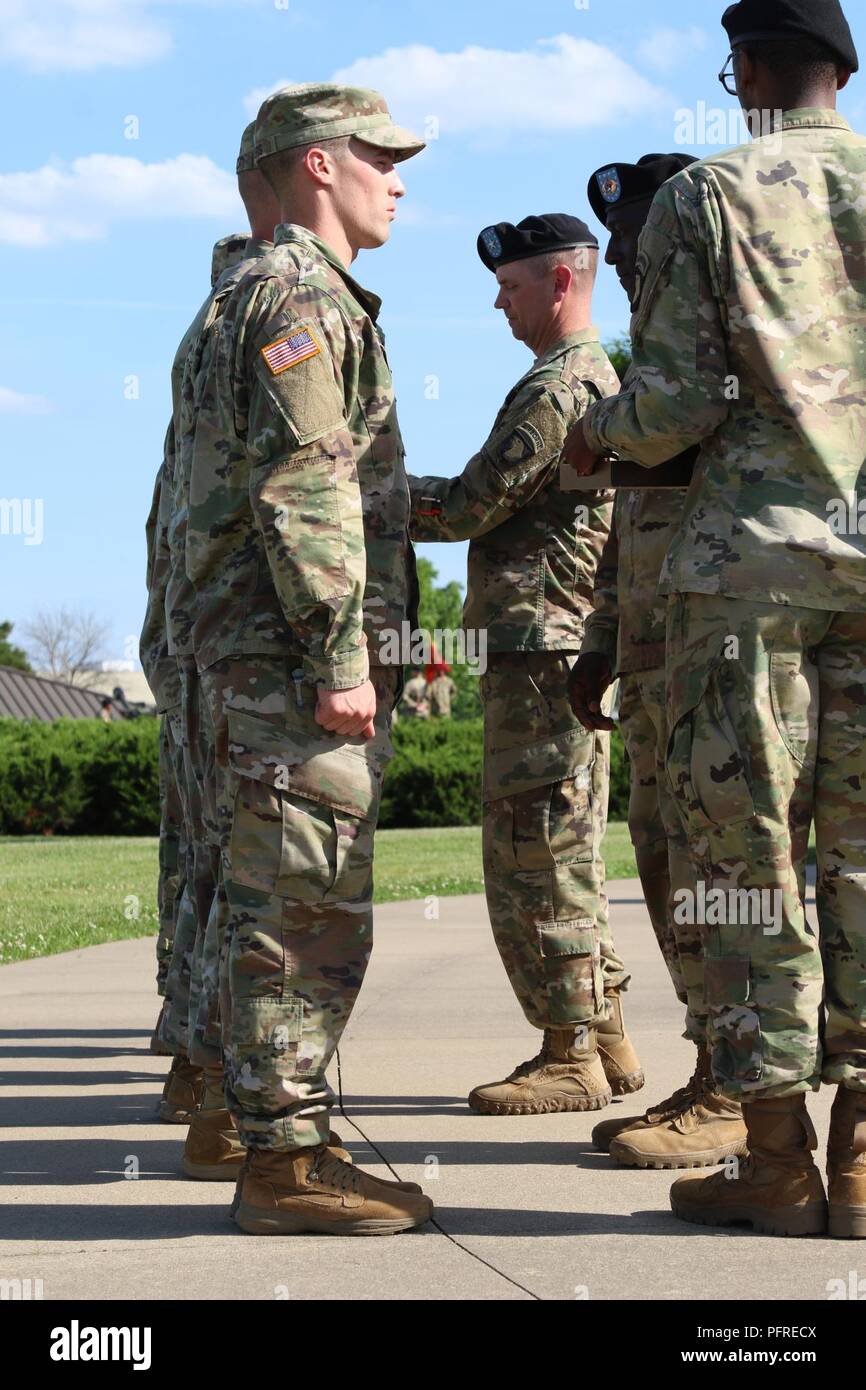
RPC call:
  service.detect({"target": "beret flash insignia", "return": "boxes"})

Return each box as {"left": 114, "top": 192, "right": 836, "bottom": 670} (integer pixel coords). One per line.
{"left": 597, "top": 167, "right": 622, "bottom": 204}
{"left": 480, "top": 226, "right": 503, "bottom": 259}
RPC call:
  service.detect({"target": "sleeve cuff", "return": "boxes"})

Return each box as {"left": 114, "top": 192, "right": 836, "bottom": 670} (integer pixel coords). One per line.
{"left": 303, "top": 645, "right": 370, "bottom": 692}
{"left": 582, "top": 400, "right": 611, "bottom": 456}
{"left": 579, "top": 623, "right": 618, "bottom": 664}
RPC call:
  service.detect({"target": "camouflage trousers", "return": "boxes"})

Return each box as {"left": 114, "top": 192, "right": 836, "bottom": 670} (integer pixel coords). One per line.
{"left": 665, "top": 594, "right": 866, "bottom": 1100}
{"left": 157, "top": 698, "right": 198, "bottom": 1052}
{"left": 618, "top": 667, "right": 704, "bottom": 1042}
{"left": 176, "top": 656, "right": 220, "bottom": 1068}
{"left": 155, "top": 712, "right": 184, "bottom": 996}
{"left": 209, "top": 656, "right": 397, "bottom": 1151}
{"left": 481, "top": 652, "right": 628, "bottom": 1032}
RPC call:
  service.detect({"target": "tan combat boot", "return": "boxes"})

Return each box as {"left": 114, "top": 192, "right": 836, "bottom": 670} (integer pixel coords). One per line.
{"left": 182, "top": 1067, "right": 244, "bottom": 1180}
{"left": 592, "top": 1046, "right": 705, "bottom": 1152}
{"left": 605, "top": 1046, "right": 748, "bottom": 1169}
{"left": 232, "top": 1145, "right": 434, "bottom": 1236}
{"left": 827, "top": 1087, "right": 866, "bottom": 1239}
{"left": 468, "top": 1027, "right": 612, "bottom": 1115}
{"left": 157, "top": 1054, "right": 204, "bottom": 1123}
{"left": 670, "top": 1094, "right": 828, "bottom": 1237}
{"left": 596, "top": 992, "right": 645, "bottom": 1096}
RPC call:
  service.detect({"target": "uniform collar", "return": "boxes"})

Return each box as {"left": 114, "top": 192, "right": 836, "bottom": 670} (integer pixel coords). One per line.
{"left": 772, "top": 107, "right": 852, "bottom": 133}
{"left": 244, "top": 236, "right": 274, "bottom": 257}
{"left": 533, "top": 326, "right": 600, "bottom": 367}
{"left": 275, "top": 223, "right": 382, "bottom": 320}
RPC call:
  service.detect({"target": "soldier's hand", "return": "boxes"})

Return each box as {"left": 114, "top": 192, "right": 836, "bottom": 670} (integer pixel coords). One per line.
{"left": 569, "top": 653, "right": 615, "bottom": 731}
{"left": 562, "top": 417, "right": 603, "bottom": 477}
{"left": 316, "top": 682, "right": 377, "bottom": 740}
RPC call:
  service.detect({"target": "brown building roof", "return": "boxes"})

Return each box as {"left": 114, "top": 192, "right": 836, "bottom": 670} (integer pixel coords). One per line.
{"left": 0, "top": 666, "right": 120, "bottom": 721}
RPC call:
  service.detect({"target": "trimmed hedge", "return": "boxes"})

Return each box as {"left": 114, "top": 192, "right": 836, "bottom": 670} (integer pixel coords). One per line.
{"left": 0, "top": 717, "right": 160, "bottom": 835}
{"left": 0, "top": 714, "right": 629, "bottom": 835}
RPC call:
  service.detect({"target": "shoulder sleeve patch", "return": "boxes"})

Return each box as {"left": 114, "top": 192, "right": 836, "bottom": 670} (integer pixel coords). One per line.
{"left": 251, "top": 312, "right": 346, "bottom": 448}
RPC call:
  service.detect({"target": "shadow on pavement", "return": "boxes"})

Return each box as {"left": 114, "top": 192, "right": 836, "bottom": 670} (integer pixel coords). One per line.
{"left": 0, "top": 1093, "right": 163, "bottom": 1127}
{"left": 0, "top": 1202, "right": 720, "bottom": 1242}
{"left": 0, "top": 1070, "right": 159, "bottom": 1087}
{"left": 0, "top": 1204, "right": 437, "bottom": 1241}
{"left": 0, "top": 1138, "right": 185, "bottom": 1184}
{"left": 341, "top": 1138, "right": 618, "bottom": 1170}
{"left": 0, "top": 1031, "right": 153, "bottom": 1039}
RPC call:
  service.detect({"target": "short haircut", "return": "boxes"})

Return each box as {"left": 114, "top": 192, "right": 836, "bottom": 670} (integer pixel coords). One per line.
{"left": 258, "top": 134, "right": 351, "bottom": 195}
{"left": 739, "top": 36, "right": 842, "bottom": 87}
{"left": 530, "top": 246, "right": 598, "bottom": 281}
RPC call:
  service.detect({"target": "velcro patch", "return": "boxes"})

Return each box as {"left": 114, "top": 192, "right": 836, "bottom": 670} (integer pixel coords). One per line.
{"left": 260, "top": 327, "right": 320, "bottom": 375}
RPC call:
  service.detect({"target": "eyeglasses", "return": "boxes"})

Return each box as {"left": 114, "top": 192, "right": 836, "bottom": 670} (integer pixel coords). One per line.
{"left": 719, "top": 52, "right": 738, "bottom": 95}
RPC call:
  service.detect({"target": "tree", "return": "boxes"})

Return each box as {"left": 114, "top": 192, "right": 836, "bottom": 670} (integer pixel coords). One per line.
{"left": 23, "top": 609, "right": 109, "bottom": 687}
{"left": 414, "top": 558, "right": 481, "bottom": 720}
{"left": 605, "top": 336, "right": 632, "bottom": 381}
{"left": 0, "top": 620, "right": 32, "bottom": 672}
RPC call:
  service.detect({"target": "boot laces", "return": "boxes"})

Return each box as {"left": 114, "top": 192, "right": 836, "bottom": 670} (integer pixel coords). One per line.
{"left": 307, "top": 1146, "right": 361, "bottom": 1195}
{"left": 646, "top": 1056, "right": 707, "bottom": 1122}
{"left": 503, "top": 1035, "right": 549, "bottom": 1082}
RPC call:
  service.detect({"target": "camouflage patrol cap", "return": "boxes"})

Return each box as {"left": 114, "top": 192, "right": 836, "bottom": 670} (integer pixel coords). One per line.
{"left": 254, "top": 83, "right": 425, "bottom": 164}
{"left": 211, "top": 233, "right": 248, "bottom": 287}
{"left": 236, "top": 121, "right": 257, "bottom": 174}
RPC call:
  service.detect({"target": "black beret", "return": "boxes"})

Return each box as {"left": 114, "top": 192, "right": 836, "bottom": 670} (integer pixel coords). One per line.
{"left": 722, "top": 0, "right": 859, "bottom": 73}
{"left": 587, "top": 153, "right": 698, "bottom": 226}
{"left": 477, "top": 213, "right": 598, "bottom": 272}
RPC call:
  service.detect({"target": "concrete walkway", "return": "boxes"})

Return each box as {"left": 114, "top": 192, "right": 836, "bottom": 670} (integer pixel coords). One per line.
{"left": 0, "top": 882, "right": 848, "bottom": 1302}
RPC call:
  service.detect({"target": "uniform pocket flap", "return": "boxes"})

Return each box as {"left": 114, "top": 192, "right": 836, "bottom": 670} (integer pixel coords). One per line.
{"left": 484, "top": 728, "right": 594, "bottom": 801}
{"left": 538, "top": 919, "right": 597, "bottom": 960}
{"left": 226, "top": 707, "right": 381, "bottom": 820}
{"left": 704, "top": 954, "right": 751, "bottom": 1006}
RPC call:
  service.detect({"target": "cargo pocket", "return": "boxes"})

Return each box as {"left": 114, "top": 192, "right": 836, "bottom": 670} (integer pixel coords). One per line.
{"left": 538, "top": 920, "right": 603, "bottom": 1026}
{"left": 226, "top": 707, "right": 384, "bottom": 905}
{"left": 770, "top": 646, "right": 818, "bottom": 770}
{"left": 704, "top": 954, "right": 763, "bottom": 1085}
{"left": 228, "top": 996, "right": 305, "bottom": 1101}
{"left": 666, "top": 661, "right": 755, "bottom": 833}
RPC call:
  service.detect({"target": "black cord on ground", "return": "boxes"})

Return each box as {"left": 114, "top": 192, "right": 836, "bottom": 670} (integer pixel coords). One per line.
{"left": 334, "top": 1046, "right": 542, "bottom": 1301}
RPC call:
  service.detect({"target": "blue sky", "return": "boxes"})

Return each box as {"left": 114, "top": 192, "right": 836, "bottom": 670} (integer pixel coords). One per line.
{"left": 1, "top": 0, "right": 863, "bottom": 668}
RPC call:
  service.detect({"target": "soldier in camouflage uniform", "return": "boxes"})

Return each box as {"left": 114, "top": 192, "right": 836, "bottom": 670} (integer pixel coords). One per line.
{"left": 572, "top": 155, "right": 749, "bottom": 1170}
{"left": 187, "top": 84, "right": 433, "bottom": 1234}
{"left": 140, "top": 123, "right": 279, "bottom": 1126}
{"left": 409, "top": 215, "right": 642, "bottom": 1116}
{"left": 400, "top": 670, "right": 431, "bottom": 718}
{"left": 142, "top": 472, "right": 184, "bottom": 1060}
{"left": 565, "top": 0, "right": 866, "bottom": 1238}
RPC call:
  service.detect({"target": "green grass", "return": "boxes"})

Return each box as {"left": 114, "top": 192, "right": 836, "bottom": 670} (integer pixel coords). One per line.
{"left": 0, "top": 824, "right": 639, "bottom": 966}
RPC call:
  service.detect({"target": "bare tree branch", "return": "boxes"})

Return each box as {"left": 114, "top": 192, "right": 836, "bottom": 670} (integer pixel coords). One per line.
{"left": 23, "top": 609, "right": 109, "bottom": 687}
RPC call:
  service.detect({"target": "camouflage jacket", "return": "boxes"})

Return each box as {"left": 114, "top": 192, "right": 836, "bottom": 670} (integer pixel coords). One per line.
{"left": 165, "top": 237, "right": 273, "bottom": 658}
{"left": 581, "top": 485, "right": 687, "bottom": 675}
{"left": 408, "top": 330, "right": 617, "bottom": 652}
{"left": 189, "top": 223, "right": 417, "bottom": 687}
{"left": 583, "top": 110, "right": 866, "bottom": 611}
{"left": 139, "top": 233, "right": 251, "bottom": 706}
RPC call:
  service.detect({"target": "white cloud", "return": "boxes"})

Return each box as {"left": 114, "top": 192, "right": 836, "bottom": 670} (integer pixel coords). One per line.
{"left": 0, "top": 386, "right": 53, "bottom": 415}
{"left": 0, "top": 0, "right": 172, "bottom": 73}
{"left": 0, "top": 153, "right": 241, "bottom": 246}
{"left": 243, "top": 35, "right": 666, "bottom": 134}
{"left": 637, "top": 27, "right": 708, "bottom": 75}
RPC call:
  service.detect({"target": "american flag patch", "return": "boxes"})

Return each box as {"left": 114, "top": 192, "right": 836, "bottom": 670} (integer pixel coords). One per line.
{"left": 260, "top": 327, "right": 320, "bottom": 375}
